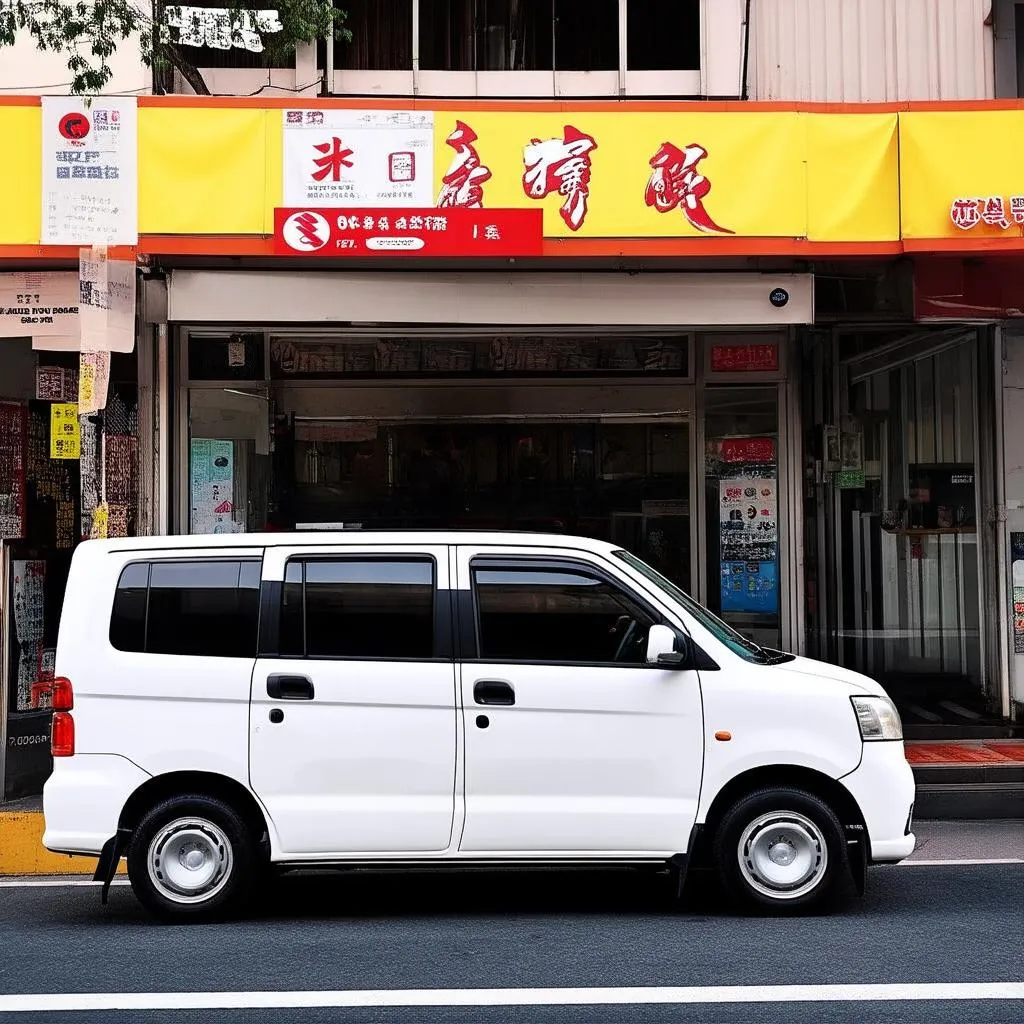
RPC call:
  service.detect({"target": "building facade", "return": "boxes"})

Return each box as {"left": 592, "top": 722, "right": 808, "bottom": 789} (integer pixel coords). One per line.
{"left": 1, "top": 2, "right": 1023, "bottom": 803}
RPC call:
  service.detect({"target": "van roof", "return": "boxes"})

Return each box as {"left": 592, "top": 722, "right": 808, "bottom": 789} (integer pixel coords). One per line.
{"left": 78, "top": 531, "right": 624, "bottom": 555}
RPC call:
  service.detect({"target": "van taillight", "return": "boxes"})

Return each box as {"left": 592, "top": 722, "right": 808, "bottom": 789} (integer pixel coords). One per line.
{"left": 51, "top": 677, "right": 73, "bottom": 711}
{"left": 51, "top": 712, "right": 75, "bottom": 757}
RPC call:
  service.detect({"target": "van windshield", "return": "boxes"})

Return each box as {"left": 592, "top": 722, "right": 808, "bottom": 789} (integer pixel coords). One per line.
{"left": 613, "top": 549, "right": 772, "bottom": 665}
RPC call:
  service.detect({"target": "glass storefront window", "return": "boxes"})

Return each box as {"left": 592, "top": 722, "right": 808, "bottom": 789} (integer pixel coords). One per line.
{"left": 187, "top": 389, "right": 271, "bottom": 534}
{"left": 833, "top": 339, "right": 984, "bottom": 717}
{"left": 704, "top": 388, "right": 781, "bottom": 649}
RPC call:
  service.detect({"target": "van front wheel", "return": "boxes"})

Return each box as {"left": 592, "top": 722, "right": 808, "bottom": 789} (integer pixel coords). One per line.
{"left": 712, "top": 787, "right": 847, "bottom": 914}
{"left": 127, "top": 794, "right": 256, "bottom": 921}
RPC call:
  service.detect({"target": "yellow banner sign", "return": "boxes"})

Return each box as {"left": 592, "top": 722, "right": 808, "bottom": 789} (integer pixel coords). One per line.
{"left": 49, "top": 402, "right": 80, "bottom": 460}
{"left": 0, "top": 102, "right": 903, "bottom": 246}
{"left": 900, "top": 111, "right": 1024, "bottom": 241}
{"left": 134, "top": 106, "right": 900, "bottom": 244}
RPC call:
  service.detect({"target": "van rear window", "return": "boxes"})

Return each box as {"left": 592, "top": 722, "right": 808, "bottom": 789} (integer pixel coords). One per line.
{"left": 110, "top": 559, "right": 262, "bottom": 658}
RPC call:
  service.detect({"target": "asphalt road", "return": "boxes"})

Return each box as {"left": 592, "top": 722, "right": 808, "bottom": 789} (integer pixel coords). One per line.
{"left": 0, "top": 839, "right": 1021, "bottom": 1023}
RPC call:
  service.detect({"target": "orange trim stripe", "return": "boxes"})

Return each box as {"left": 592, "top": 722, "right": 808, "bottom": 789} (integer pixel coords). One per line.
{"left": 7, "top": 236, "right": 1023, "bottom": 261}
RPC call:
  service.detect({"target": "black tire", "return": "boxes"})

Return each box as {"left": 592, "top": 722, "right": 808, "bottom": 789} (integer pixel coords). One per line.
{"left": 712, "top": 787, "right": 847, "bottom": 915}
{"left": 126, "top": 794, "right": 257, "bottom": 922}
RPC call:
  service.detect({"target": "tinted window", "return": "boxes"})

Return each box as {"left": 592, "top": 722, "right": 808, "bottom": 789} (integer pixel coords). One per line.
{"left": 109, "top": 562, "right": 150, "bottom": 652}
{"left": 110, "top": 559, "right": 261, "bottom": 658}
{"left": 474, "top": 564, "right": 656, "bottom": 664}
{"left": 280, "top": 559, "right": 434, "bottom": 659}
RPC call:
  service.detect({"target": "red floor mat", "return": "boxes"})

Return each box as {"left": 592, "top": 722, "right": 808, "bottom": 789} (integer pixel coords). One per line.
{"left": 905, "top": 742, "right": 1024, "bottom": 765}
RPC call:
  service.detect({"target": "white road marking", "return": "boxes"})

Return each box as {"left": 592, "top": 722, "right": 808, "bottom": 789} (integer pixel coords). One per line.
{"left": 901, "top": 858, "right": 1024, "bottom": 866}
{"left": 0, "top": 879, "right": 130, "bottom": 888}
{"left": 0, "top": 983, "right": 1021, "bottom": 1013}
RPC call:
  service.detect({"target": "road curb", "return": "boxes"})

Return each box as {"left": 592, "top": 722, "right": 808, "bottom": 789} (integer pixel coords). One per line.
{"left": 0, "top": 811, "right": 124, "bottom": 877}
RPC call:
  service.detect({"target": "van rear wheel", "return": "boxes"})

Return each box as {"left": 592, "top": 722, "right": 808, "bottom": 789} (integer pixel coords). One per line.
{"left": 127, "top": 794, "right": 256, "bottom": 921}
{"left": 712, "top": 787, "right": 847, "bottom": 914}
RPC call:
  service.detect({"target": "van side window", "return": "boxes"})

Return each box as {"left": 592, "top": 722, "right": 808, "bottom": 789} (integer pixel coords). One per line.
{"left": 472, "top": 564, "right": 656, "bottom": 664}
{"left": 109, "top": 559, "right": 262, "bottom": 658}
{"left": 280, "top": 558, "right": 434, "bottom": 659}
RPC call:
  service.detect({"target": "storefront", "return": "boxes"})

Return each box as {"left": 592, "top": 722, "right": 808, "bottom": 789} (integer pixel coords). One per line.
{"left": 0, "top": 272, "right": 144, "bottom": 801}
{"left": 801, "top": 325, "right": 1006, "bottom": 734}
{"left": 168, "top": 269, "right": 808, "bottom": 651}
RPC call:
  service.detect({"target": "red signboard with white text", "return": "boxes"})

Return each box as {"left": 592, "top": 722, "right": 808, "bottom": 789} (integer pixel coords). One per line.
{"left": 274, "top": 207, "right": 543, "bottom": 258}
{"left": 710, "top": 343, "right": 780, "bottom": 373}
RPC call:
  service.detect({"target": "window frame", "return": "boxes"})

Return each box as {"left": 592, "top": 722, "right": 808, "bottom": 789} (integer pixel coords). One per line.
{"left": 108, "top": 556, "right": 264, "bottom": 659}
{"left": 466, "top": 555, "right": 669, "bottom": 667}
{"left": 274, "top": 554, "right": 450, "bottom": 663}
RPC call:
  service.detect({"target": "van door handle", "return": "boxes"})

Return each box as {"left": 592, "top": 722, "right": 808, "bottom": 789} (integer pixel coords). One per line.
{"left": 267, "top": 674, "right": 315, "bottom": 700}
{"left": 474, "top": 679, "right": 515, "bottom": 706}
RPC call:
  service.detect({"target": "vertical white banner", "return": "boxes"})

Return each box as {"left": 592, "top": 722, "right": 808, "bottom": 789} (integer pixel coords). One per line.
{"left": 41, "top": 97, "right": 138, "bottom": 245}
{"left": 79, "top": 246, "right": 136, "bottom": 353}
{"left": 282, "top": 108, "right": 435, "bottom": 208}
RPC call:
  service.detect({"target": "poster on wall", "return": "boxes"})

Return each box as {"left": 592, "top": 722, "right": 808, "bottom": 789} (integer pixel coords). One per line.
{"left": 0, "top": 402, "right": 26, "bottom": 539}
{"left": 12, "top": 559, "right": 47, "bottom": 712}
{"left": 190, "top": 439, "right": 240, "bottom": 534}
{"left": 1012, "top": 533, "right": 1024, "bottom": 655}
{"left": 41, "top": 97, "right": 138, "bottom": 246}
{"left": 282, "top": 108, "right": 434, "bottom": 208}
{"left": 717, "top": 451, "right": 779, "bottom": 615}
{"left": 49, "top": 403, "right": 81, "bottom": 459}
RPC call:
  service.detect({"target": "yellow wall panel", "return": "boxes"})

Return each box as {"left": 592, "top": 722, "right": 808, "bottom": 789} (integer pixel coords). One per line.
{"left": 807, "top": 113, "right": 899, "bottom": 242}
{"left": 0, "top": 107, "right": 42, "bottom": 245}
{"left": 899, "top": 111, "right": 1024, "bottom": 239}
{"left": 138, "top": 107, "right": 270, "bottom": 235}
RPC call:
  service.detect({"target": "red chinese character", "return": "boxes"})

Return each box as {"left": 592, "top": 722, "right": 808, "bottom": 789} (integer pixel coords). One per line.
{"left": 522, "top": 125, "right": 597, "bottom": 231}
{"left": 1011, "top": 196, "right": 1024, "bottom": 225}
{"left": 311, "top": 137, "right": 354, "bottom": 182}
{"left": 981, "top": 196, "right": 1010, "bottom": 229}
{"left": 645, "top": 142, "right": 733, "bottom": 235}
{"left": 437, "top": 120, "right": 492, "bottom": 209}
{"left": 950, "top": 197, "right": 981, "bottom": 230}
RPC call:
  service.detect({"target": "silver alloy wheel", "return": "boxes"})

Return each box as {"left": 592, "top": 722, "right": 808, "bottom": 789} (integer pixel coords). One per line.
{"left": 737, "top": 810, "right": 828, "bottom": 901}
{"left": 146, "top": 816, "right": 234, "bottom": 905}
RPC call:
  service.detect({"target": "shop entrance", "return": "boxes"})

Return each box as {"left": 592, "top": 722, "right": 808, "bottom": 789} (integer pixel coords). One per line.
{"left": 286, "top": 418, "right": 692, "bottom": 588}
{"left": 803, "top": 327, "right": 1006, "bottom": 733}
{"left": 179, "top": 328, "right": 795, "bottom": 651}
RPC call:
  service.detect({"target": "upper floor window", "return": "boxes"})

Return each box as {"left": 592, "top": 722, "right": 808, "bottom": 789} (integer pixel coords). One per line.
{"left": 332, "top": 0, "right": 699, "bottom": 74}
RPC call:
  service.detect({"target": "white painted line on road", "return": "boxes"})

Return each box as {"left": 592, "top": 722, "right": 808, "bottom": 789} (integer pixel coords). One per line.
{"left": 900, "top": 858, "right": 1024, "bottom": 866}
{"left": 0, "top": 983, "right": 1021, "bottom": 1013}
{"left": 0, "top": 879, "right": 130, "bottom": 888}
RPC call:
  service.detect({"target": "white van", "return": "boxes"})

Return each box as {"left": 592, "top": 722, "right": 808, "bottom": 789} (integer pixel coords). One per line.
{"left": 42, "top": 532, "right": 915, "bottom": 920}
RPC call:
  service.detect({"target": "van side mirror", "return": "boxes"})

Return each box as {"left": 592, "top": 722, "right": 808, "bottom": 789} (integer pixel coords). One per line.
{"left": 646, "top": 624, "right": 691, "bottom": 668}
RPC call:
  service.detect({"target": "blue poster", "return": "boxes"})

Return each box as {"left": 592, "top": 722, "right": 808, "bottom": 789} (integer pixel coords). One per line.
{"left": 721, "top": 559, "right": 778, "bottom": 614}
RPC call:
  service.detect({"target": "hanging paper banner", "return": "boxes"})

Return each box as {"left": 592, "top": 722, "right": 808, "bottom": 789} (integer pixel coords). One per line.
{"left": 41, "top": 97, "right": 138, "bottom": 245}
{"left": 78, "top": 351, "right": 111, "bottom": 416}
{"left": 78, "top": 246, "right": 136, "bottom": 354}
{"left": 50, "top": 402, "right": 81, "bottom": 459}
{"left": 0, "top": 271, "right": 80, "bottom": 339}
{"left": 283, "top": 108, "right": 435, "bottom": 209}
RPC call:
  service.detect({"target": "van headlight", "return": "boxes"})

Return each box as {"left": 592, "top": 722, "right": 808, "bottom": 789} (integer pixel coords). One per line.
{"left": 850, "top": 695, "right": 903, "bottom": 741}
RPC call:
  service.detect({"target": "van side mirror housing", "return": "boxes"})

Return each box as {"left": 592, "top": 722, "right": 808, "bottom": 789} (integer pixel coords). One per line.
{"left": 646, "top": 624, "right": 692, "bottom": 667}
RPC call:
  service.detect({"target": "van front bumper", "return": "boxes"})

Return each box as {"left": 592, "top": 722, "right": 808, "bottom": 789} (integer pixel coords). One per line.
{"left": 43, "top": 754, "right": 151, "bottom": 856}
{"left": 840, "top": 741, "right": 916, "bottom": 864}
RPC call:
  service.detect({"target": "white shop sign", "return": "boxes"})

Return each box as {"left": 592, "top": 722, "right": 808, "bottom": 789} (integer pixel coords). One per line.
{"left": 282, "top": 108, "right": 435, "bottom": 209}
{"left": 41, "top": 97, "right": 138, "bottom": 246}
